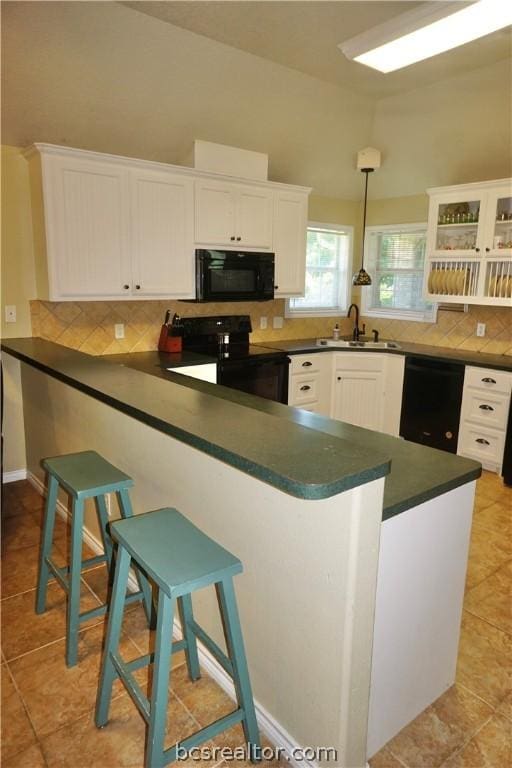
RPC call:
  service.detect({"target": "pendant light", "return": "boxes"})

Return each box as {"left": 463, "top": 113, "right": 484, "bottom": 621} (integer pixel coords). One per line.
{"left": 352, "top": 147, "right": 381, "bottom": 287}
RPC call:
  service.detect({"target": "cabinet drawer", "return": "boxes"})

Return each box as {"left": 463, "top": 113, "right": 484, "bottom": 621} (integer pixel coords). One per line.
{"left": 458, "top": 423, "right": 505, "bottom": 470}
{"left": 289, "top": 374, "right": 319, "bottom": 405}
{"left": 461, "top": 389, "right": 510, "bottom": 431}
{"left": 464, "top": 366, "right": 512, "bottom": 396}
{"left": 334, "top": 353, "right": 384, "bottom": 373}
{"left": 290, "top": 354, "right": 323, "bottom": 375}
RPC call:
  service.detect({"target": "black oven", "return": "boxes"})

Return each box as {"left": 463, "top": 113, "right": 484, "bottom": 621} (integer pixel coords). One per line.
{"left": 179, "top": 314, "right": 290, "bottom": 404}
{"left": 218, "top": 354, "right": 290, "bottom": 405}
{"left": 194, "top": 249, "right": 275, "bottom": 302}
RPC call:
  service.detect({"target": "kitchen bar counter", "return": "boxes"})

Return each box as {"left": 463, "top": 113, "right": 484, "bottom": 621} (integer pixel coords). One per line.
{"left": 254, "top": 338, "right": 512, "bottom": 371}
{"left": 3, "top": 338, "right": 480, "bottom": 519}
{"left": 2, "top": 337, "right": 389, "bottom": 500}
{"left": 105, "top": 349, "right": 482, "bottom": 520}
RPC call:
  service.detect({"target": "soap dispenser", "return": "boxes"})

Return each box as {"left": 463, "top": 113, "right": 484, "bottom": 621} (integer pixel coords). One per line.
{"left": 333, "top": 323, "right": 340, "bottom": 341}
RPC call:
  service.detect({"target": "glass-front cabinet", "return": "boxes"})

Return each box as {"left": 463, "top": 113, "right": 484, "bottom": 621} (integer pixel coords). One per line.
{"left": 425, "top": 179, "right": 512, "bottom": 306}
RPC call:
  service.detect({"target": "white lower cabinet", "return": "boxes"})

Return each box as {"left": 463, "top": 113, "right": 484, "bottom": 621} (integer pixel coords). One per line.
{"left": 288, "top": 351, "right": 404, "bottom": 434}
{"left": 287, "top": 353, "right": 332, "bottom": 415}
{"left": 457, "top": 366, "right": 512, "bottom": 472}
{"left": 332, "top": 354, "right": 385, "bottom": 431}
{"left": 331, "top": 354, "right": 404, "bottom": 435}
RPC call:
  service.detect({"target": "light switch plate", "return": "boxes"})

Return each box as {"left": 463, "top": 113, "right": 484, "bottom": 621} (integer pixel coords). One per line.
{"left": 4, "top": 305, "right": 16, "bottom": 323}
{"left": 273, "top": 316, "right": 284, "bottom": 329}
{"left": 476, "top": 323, "right": 486, "bottom": 337}
{"left": 260, "top": 316, "right": 268, "bottom": 330}
{"left": 115, "top": 323, "right": 125, "bottom": 339}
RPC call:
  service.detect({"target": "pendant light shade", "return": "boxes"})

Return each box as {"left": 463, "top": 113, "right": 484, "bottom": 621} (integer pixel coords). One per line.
{"left": 352, "top": 266, "right": 372, "bottom": 286}
{"left": 352, "top": 148, "right": 381, "bottom": 287}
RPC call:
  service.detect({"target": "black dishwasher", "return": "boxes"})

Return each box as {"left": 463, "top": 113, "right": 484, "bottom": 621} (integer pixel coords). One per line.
{"left": 400, "top": 356, "right": 465, "bottom": 453}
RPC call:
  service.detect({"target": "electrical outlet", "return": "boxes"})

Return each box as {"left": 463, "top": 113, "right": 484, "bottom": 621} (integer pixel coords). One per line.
{"left": 260, "top": 316, "right": 268, "bottom": 330}
{"left": 115, "top": 323, "right": 125, "bottom": 339}
{"left": 476, "top": 323, "right": 486, "bottom": 337}
{"left": 273, "top": 316, "right": 284, "bottom": 329}
{"left": 4, "top": 305, "right": 16, "bottom": 323}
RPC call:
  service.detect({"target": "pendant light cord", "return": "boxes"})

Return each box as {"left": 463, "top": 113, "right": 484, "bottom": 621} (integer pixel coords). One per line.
{"left": 361, "top": 168, "right": 371, "bottom": 270}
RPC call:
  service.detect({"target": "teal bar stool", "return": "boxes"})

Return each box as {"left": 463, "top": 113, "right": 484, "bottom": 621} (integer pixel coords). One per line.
{"left": 36, "top": 450, "right": 152, "bottom": 667}
{"left": 95, "top": 508, "right": 260, "bottom": 768}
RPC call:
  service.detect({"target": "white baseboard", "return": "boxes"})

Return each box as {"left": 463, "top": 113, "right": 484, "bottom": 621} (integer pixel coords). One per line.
{"left": 2, "top": 468, "right": 28, "bottom": 483}
{"left": 26, "top": 471, "right": 318, "bottom": 768}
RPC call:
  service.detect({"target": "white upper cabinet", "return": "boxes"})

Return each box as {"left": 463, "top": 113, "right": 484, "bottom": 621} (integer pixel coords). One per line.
{"left": 27, "top": 144, "right": 310, "bottom": 302}
{"left": 424, "top": 179, "right": 512, "bottom": 306}
{"left": 194, "top": 179, "right": 273, "bottom": 249}
{"left": 130, "top": 169, "right": 195, "bottom": 298}
{"left": 41, "top": 153, "right": 131, "bottom": 299}
{"left": 272, "top": 190, "right": 308, "bottom": 297}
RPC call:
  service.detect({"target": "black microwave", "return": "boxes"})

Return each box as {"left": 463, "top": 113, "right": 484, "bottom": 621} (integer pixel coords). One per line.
{"left": 193, "top": 249, "right": 275, "bottom": 302}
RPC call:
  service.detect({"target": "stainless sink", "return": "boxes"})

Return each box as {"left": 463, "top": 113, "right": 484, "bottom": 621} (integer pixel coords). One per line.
{"left": 316, "top": 338, "right": 401, "bottom": 350}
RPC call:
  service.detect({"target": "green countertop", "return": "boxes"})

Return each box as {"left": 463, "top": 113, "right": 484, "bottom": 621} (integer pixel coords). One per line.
{"left": 2, "top": 338, "right": 390, "bottom": 501}
{"left": 3, "top": 338, "right": 482, "bottom": 516}
{"left": 253, "top": 338, "right": 512, "bottom": 371}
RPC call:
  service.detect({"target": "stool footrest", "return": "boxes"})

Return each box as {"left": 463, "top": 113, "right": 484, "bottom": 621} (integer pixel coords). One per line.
{"left": 124, "top": 638, "right": 188, "bottom": 676}
{"left": 189, "top": 619, "right": 233, "bottom": 677}
{"left": 163, "top": 709, "right": 245, "bottom": 763}
{"left": 79, "top": 604, "right": 108, "bottom": 622}
{"left": 111, "top": 653, "right": 150, "bottom": 723}
{"left": 82, "top": 555, "right": 109, "bottom": 570}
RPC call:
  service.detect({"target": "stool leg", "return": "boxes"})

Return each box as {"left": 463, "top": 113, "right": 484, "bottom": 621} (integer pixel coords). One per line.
{"left": 146, "top": 592, "right": 175, "bottom": 768}
{"left": 35, "top": 474, "right": 59, "bottom": 614}
{"left": 177, "top": 594, "right": 200, "bottom": 681}
{"left": 95, "top": 494, "right": 113, "bottom": 569}
{"left": 117, "top": 489, "right": 153, "bottom": 623}
{"left": 217, "top": 578, "right": 260, "bottom": 761}
{"left": 95, "top": 545, "right": 132, "bottom": 728}
{"left": 66, "top": 497, "right": 84, "bottom": 667}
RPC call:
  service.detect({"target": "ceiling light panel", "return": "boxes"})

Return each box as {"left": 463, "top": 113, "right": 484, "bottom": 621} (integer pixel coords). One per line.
{"left": 340, "top": 1, "right": 512, "bottom": 74}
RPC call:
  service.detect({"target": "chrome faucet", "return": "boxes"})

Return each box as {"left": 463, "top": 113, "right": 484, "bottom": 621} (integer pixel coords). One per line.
{"left": 347, "top": 303, "right": 364, "bottom": 341}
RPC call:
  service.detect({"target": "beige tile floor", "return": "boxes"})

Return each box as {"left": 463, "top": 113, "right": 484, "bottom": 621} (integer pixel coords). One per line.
{"left": 1, "top": 474, "right": 510, "bottom": 767}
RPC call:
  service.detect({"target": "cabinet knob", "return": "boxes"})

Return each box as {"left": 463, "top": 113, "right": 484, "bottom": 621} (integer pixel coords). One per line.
{"left": 300, "top": 385, "right": 311, "bottom": 391}
{"left": 485, "top": 247, "right": 490, "bottom": 252}
{"left": 135, "top": 285, "right": 141, "bottom": 290}
{"left": 236, "top": 236, "right": 241, "bottom": 241}
{"left": 274, "top": 285, "right": 279, "bottom": 290}
{"left": 302, "top": 361, "right": 312, "bottom": 367}
{"left": 123, "top": 284, "right": 130, "bottom": 290}
{"left": 475, "top": 247, "right": 480, "bottom": 252}
{"left": 481, "top": 377, "right": 497, "bottom": 384}
{"left": 337, "top": 376, "right": 341, "bottom": 381}
{"left": 230, "top": 236, "right": 235, "bottom": 241}
{"left": 475, "top": 438, "right": 490, "bottom": 445}
{"left": 479, "top": 404, "right": 494, "bottom": 411}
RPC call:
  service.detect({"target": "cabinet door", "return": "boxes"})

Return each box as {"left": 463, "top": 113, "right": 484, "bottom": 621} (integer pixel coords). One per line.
{"left": 194, "top": 180, "right": 236, "bottom": 245}
{"left": 481, "top": 188, "right": 512, "bottom": 256}
{"left": 331, "top": 355, "right": 385, "bottom": 430}
{"left": 131, "top": 170, "right": 195, "bottom": 298}
{"left": 273, "top": 190, "right": 308, "bottom": 296}
{"left": 427, "top": 189, "right": 487, "bottom": 258}
{"left": 235, "top": 185, "right": 273, "bottom": 248}
{"left": 43, "top": 155, "right": 131, "bottom": 299}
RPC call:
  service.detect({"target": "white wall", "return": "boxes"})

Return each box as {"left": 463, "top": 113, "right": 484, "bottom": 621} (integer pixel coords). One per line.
{"left": 370, "top": 57, "right": 512, "bottom": 199}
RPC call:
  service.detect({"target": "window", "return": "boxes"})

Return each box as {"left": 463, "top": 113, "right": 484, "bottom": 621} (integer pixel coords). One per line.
{"left": 287, "top": 222, "right": 352, "bottom": 317}
{"left": 362, "top": 223, "right": 436, "bottom": 322}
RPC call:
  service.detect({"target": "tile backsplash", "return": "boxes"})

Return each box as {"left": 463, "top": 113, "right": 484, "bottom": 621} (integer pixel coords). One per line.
{"left": 30, "top": 299, "right": 511, "bottom": 356}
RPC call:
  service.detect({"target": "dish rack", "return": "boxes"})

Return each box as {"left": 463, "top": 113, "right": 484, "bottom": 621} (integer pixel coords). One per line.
{"left": 485, "top": 260, "right": 512, "bottom": 299}
{"left": 426, "top": 260, "right": 480, "bottom": 298}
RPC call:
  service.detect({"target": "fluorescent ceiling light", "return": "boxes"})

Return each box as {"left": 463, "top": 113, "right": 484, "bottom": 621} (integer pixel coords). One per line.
{"left": 339, "top": 1, "right": 512, "bottom": 73}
